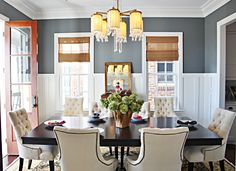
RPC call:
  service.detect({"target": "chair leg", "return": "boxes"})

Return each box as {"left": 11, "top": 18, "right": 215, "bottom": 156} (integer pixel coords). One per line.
{"left": 28, "top": 159, "right": 32, "bottom": 169}
{"left": 219, "top": 160, "right": 225, "bottom": 171}
{"left": 49, "top": 160, "right": 54, "bottom": 171}
{"left": 109, "top": 147, "right": 113, "bottom": 155}
{"left": 127, "top": 147, "right": 130, "bottom": 156}
{"left": 19, "top": 157, "right": 24, "bottom": 171}
{"left": 188, "top": 162, "right": 194, "bottom": 171}
{"left": 209, "top": 161, "right": 214, "bottom": 171}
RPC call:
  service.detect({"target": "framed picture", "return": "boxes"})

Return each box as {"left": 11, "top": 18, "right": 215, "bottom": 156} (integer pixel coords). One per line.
{"left": 105, "top": 62, "right": 132, "bottom": 92}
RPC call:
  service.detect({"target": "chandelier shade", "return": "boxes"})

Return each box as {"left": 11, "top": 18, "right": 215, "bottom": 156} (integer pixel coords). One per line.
{"left": 91, "top": 0, "right": 143, "bottom": 53}
{"left": 91, "top": 13, "right": 102, "bottom": 33}
{"left": 130, "top": 10, "right": 142, "bottom": 30}
{"left": 119, "top": 21, "right": 127, "bottom": 40}
{"left": 107, "top": 7, "right": 121, "bottom": 31}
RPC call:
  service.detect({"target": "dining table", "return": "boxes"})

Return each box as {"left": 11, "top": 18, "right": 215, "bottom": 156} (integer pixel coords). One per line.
{"left": 22, "top": 115, "right": 223, "bottom": 169}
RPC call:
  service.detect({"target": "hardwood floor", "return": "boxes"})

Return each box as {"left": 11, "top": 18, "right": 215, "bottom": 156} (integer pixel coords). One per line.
{"left": 2, "top": 155, "right": 18, "bottom": 170}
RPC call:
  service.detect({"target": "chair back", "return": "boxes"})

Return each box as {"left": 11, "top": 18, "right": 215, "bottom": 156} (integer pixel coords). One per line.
{"left": 208, "top": 108, "right": 236, "bottom": 144}
{"left": 64, "top": 97, "right": 83, "bottom": 116}
{"left": 9, "top": 108, "right": 32, "bottom": 144}
{"left": 154, "top": 97, "right": 175, "bottom": 117}
{"left": 127, "top": 127, "right": 188, "bottom": 171}
{"left": 54, "top": 127, "right": 117, "bottom": 171}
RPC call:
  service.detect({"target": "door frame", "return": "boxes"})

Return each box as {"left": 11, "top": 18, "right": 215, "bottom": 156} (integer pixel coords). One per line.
{"left": 5, "top": 20, "right": 38, "bottom": 155}
{"left": 217, "top": 12, "right": 236, "bottom": 108}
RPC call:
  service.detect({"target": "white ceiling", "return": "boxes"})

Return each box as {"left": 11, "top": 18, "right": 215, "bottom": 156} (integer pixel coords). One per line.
{"left": 4, "top": 0, "right": 231, "bottom": 19}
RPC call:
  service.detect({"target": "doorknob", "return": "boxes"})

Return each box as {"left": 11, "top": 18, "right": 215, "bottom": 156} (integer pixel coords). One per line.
{"left": 32, "top": 96, "right": 38, "bottom": 108}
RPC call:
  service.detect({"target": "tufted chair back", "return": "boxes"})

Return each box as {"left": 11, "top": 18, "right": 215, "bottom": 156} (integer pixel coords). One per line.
{"left": 154, "top": 97, "right": 176, "bottom": 117}
{"left": 126, "top": 127, "right": 189, "bottom": 171}
{"left": 201, "top": 108, "right": 235, "bottom": 161}
{"left": 54, "top": 127, "right": 118, "bottom": 171}
{"left": 9, "top": 108, "right": 32, "bottom": 143}
{"left": 64, "top": 97, "right": 83, "bottom": 116}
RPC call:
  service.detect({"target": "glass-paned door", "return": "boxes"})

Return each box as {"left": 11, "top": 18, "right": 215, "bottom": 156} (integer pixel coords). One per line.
{"left": 5, "top": 21, "right": 38, "bottom": 155}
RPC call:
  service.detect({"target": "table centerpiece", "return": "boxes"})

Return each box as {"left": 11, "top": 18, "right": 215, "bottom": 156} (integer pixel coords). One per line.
{"left": 100, "top": 90, "right": 144, "bottom": 128}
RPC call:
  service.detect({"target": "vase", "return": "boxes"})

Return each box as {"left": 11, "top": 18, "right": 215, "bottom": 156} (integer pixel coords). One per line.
{"left": 113, "top": 110, "right": 132, "bottom": 128}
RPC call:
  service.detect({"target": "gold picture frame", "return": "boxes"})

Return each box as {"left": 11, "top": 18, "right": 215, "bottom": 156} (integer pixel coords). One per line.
{"left": 105, "top": 62, "right": 132, "bottom": 92}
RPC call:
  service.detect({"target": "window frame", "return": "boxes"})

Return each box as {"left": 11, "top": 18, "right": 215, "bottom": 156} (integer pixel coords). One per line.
{"left": 142, "top": 32, "right": 183, "bottom": 111}
{"left": 54, "top": 33, "right": 94, "bottom": 112}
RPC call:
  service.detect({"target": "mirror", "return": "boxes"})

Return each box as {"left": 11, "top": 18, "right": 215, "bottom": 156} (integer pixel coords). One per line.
{"left": 105, "top": 62, "right": 132, "bottom": 92}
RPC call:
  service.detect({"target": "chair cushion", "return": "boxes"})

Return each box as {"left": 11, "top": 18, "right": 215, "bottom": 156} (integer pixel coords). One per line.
{"left": 184, "top": 146, "right": 204, "bottom": 162}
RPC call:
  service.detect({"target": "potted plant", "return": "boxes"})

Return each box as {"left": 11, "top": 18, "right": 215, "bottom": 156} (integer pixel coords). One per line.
{"left": 101, "top": 90, "right": 144, "bottom": 128}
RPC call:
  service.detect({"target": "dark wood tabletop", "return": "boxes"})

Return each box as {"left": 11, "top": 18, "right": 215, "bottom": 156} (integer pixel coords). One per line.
{"left": 22, "top": 115, "right": 222, "bottom": 147}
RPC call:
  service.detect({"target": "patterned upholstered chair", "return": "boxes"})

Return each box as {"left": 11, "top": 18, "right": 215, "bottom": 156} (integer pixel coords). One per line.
{"left": 64, "top": 97, "right": 84, "bottom": 116}
{"left": 184, "top": 108, "right": 236, "bottom": 171}
{"left": 54, "top": 127, "right": 118, "bottom": 171}
{"left": 9, "top": 108, "right": 58, "bottom": 171}
{"left": 125, "top": 127, "right": 189, "bottom": 171}
{"left": 154, "top": 97, "right": 176, "bottom": 117}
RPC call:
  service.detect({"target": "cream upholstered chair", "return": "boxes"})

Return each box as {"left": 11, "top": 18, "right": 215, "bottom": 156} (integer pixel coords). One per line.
{"left": 9, "top": 108, "right": 58, "bottom": 171}
{"left": 154, "top": 97, "right": 176, "bottom": 117}
{"left": 125, "top": 127, "right": 189, "bottom": 171}
{"left": 184, "top": 108, "right": 236, "bottom": 171}
{"left": 64, "top": 97, "right": 83, "bottom": 116}
{"left": 54, "top": 127, "right": 118, "bottom": 171}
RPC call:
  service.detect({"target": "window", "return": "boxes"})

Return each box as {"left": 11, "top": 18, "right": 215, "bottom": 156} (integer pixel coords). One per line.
{"left": 56, "top": 35, "right": 91, "bottom": 111}
{"left": 146, "top": 35, "right": 181, "bottom": 110}
{"left": 148, "top": 61, "right": 178, "bottom": 110}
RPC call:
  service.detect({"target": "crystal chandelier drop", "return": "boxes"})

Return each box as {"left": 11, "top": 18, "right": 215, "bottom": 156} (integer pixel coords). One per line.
{"left": 91, "top": 0, "right": 143, "bottom": 53}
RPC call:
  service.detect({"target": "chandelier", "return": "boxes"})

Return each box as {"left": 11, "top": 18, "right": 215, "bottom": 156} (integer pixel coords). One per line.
{"left": 91, "top": 0, "right": 143, "bottom": 53}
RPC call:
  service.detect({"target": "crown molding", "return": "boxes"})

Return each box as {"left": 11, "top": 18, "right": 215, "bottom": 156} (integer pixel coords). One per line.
{"left": 201, "top": 0, "right": 231, "bottom": 17}
{"left": 4, "top": 0, "right": 37, "bottom": 19}
{"left": 34, "top": 7, "right": 203, "bottom": 19}
{"left": 4, "top": 0, "right": 231, "bottom": 20}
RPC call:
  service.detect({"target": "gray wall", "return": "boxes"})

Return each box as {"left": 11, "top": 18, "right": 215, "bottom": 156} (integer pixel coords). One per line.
{"left": 38, "top": 18, "right": 205, "bottom": 74}
{"left": 0, "top": 0, "right": 31, "bottom": 20}
{"left": 205, "top": 0, "right": 236, "bottom": 73}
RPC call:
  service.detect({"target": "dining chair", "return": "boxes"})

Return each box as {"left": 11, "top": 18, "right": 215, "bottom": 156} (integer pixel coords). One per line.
{"left": 9, "top": 108, "right": 58, "bottom": 171}
{"left": 153, "top": 97, "right": 176, "bottom": 117}
{"left": 64, "top": 97, "right": 84, "bottom": 116}
{"left": 184, "top": 108, "right": 236, "bottom": 171}
{"left": 125, "top": 127, "right": 189, "bottom": 171}
{"left": 54, "top": 126, "right": 118, "bottom": 171}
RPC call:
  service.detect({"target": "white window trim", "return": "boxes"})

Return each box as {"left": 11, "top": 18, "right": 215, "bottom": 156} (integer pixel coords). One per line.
{"left": 142, "top": 32, "right": 183, "bottom": 111}
{"left": 54, "top": 32, "right": 94, "bottom": 112}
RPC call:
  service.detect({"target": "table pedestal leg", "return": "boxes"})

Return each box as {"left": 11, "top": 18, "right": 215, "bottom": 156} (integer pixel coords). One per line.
{"left": 120, "top": 146, "right": 124, "bottom": 169}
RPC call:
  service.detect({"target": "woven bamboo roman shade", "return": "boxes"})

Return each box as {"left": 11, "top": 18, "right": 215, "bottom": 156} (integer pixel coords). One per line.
{"left": 146, "top": 36, "right": 179, "bottom": 61}
{"left": 58, "top": 37, "right": 90, "bottom": 62}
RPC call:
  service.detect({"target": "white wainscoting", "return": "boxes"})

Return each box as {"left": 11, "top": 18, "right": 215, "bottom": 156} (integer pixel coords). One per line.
{"left": 37, "top": 74, "right": 56, "bottom": 123}
{"left": 37, "top": 73, "right": 219, "bottom": 129}
{"left": 182, "top": 74, "right": 219, "bottom": 128}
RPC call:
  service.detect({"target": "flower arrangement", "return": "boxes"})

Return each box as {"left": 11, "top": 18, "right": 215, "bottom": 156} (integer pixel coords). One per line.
{"left": 100, "top": 90, "right": 144, "bottom": 128}
{"left": 101, "top": 90, "right": 144, "bottom": 114}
